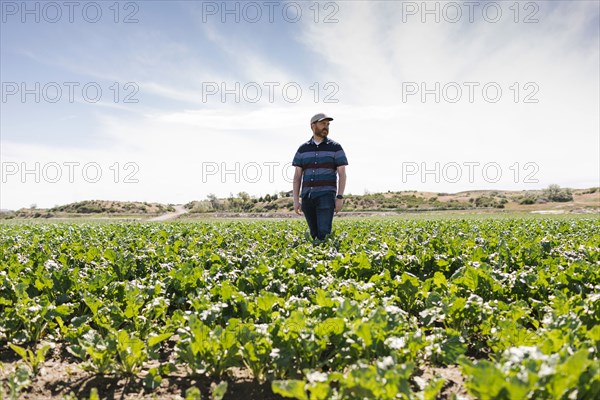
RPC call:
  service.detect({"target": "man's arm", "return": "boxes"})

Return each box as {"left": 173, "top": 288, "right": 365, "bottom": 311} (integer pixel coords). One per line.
{"left": 335, "top": 165, "right": 347, "bottom": 214}
{"left": 293, "top": 166, "right": 303, "bottom": 215}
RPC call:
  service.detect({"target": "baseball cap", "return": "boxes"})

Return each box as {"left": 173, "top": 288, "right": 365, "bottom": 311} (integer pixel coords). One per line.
{"left": 310, "top": 113, "right": 334, "bottom": 124}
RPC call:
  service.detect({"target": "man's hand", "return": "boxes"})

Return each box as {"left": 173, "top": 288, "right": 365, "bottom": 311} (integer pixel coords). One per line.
{"left": 335, "top": 198, "right": 344, "bottom": 214}
{"left": 294, "top": 199, "right": 302, "bottom": 215}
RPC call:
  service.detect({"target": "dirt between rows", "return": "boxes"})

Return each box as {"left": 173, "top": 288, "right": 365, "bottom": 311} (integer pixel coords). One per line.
{"left": 0, "top": 343, "right": 281, "bottom": 400}
{"left": 0, "top": 343, "right": 472, "bottom": 399}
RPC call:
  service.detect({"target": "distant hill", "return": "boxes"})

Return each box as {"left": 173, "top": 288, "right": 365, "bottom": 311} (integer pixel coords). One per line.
{"left": 50, "top": 200, "right": 174, "bottom": 214}
{"left": 184, "top": 187, "right": 599, "bottom": 215}
{"left": 1, "top": 200, "right": 175, "bottom": 219}
{"left": 1, "top": 187, "right": 598, "bottom": 220}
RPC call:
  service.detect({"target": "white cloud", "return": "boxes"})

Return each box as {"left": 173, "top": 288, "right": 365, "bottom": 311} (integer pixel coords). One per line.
{"left": 293, "top": 1, "right": 599, "bottom": 192}
{"left": 1, "top": 1, "right": 598, "bottom": 209}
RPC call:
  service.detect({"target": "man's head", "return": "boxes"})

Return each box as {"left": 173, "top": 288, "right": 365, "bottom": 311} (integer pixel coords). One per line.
{"left": 310, "top": 113, "right": 333, "bottom": 139}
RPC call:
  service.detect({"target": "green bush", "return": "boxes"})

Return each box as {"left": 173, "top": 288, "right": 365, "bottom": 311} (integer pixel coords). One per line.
{"left": 544, "top": 184, "right": 573, "bottom": 202}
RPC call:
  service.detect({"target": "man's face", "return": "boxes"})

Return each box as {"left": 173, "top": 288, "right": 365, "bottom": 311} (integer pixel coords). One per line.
{"left": 312, "top": 120, "right": 330, "bottom": 138}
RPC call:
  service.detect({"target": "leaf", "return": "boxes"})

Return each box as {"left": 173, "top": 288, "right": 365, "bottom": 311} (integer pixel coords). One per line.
{"left": 456, "top": 266, "right": 479, "bottom": 291}
{"left": 438, "top": 329, "right": 467, "bottom": 365}
{"left": 460, "top": 358, "right": 507, "bottom": 399}
{"left": 34, "top": 278, "right": 46, "bottom": 291}
{"left": 257, "top": 292, "right": 279, "bottom": 313}
{"left": 9, "top": 343, "right": 30, "bottom": 360}
{"left": 548, "top": 349, "right": 591, "bottom": 398}
{"left": 396, "top": 272, "right": 420, "bottom": 310}
{"left": 185, "top": 386, "right": 202, "bottom": 400}
{"left": 272, "top": 380, "right": 308, "bottom": 400}
{"left": 89, "top": 387, "right": 100, "bottom": 400}
{"left": 148, "top": 333, "right": 172, "bottom": 347}
{"left": 35, "top": 344, "right": 51, "bottom": 365}
{"left": 143, "top": 368, "right": 162, "bottom": 390}
{"left": 433, "top": 271, "right": 448, "bottom": 289}
{"left": 315, "top": 288, "right": 334, "bottom": 308}
{"left": 211, "top": 381, "right": 228, "bottom": 400}
{"left": 586, "top": 325, "right": 600, "bottom": 342}
{"left": 0, "top": 297, "right": 12, "bottom": 306}
{"left": 424, "top": 378, "right": 445, "bottom": 400}
{"left": 218, "top": 281, "right": 235, "bottom": 301}
{"left": 435, "top": 259, "right": 449, "bottom": 267}
{"left": 83, "top": 294, "right": 103, "bottom": 316}
{"left": 307, "top": 382, "right": 331, "bottom": 400}
{"left": 159, "top": 362, "right": 178, "bottom": 375}
{"left": 353, "top": 251, "right": 372, "bottom": 270}
{"left": 315, "top": 318, "right": 345, "bottom": 337}
{"left": 103, "top": 248, "right": 117, "bottom": 262}
{"left": 493, "top": 321, "right": 537, "bottom": 352}
{"left": 355, "top": 321, "right": 373, "bottom": 348}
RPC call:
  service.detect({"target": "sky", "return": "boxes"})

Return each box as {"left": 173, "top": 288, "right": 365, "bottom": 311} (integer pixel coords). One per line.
{"left": 1, "top": 0, "right": 599, "bottom": 210}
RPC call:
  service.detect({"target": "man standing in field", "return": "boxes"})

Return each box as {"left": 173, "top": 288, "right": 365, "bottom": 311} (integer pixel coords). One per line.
{"left": 292, "top": 113, "right": 348, "bottom": 241}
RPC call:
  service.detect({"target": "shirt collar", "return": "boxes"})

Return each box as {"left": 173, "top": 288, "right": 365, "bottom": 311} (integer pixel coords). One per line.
{"left": 307, "top": 137, "right": 330, "bottom": 146}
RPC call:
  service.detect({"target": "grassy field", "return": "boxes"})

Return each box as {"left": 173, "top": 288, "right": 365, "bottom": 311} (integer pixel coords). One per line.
{"left": 1, "top": 215, "right": 598, "bottom": 399}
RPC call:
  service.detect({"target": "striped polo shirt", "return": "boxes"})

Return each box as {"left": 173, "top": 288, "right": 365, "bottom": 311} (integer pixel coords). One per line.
{"left": 292, "top": 137, "right": 348, "bottom": 198}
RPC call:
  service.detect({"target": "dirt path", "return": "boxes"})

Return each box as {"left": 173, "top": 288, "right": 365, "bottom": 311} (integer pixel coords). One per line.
{"left": 148, "top": 205, "right": 189, "bottom": 221}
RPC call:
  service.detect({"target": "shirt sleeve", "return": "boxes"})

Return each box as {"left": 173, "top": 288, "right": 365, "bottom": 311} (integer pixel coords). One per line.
{"left": 334, "top": 147, "right": 348, "bottom": 167}
{"left": 292, "top": 150, "right": 303, "bottom": 167}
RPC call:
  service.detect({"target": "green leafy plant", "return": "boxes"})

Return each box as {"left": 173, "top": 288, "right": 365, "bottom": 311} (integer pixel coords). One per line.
{"left": 2, "top": 364, "right": 32, "bottom": 400}
{"left": 176, "top": 315, "right": 240, "bottom": 377}
{"left": 0, "top": 217, "right": 598, "bottom": 398}
{"left": 8, "top": 343, "right": 51, "bottom": 375}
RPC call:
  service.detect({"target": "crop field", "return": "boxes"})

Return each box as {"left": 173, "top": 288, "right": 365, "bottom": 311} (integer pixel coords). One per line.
{"left": 0, "top": 217, "right": 599, "bottom": 399}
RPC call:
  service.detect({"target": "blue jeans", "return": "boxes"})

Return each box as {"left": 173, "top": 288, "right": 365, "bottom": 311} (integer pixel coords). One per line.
{"left": 301, "top": 192, "right": 336, "bottom": 240}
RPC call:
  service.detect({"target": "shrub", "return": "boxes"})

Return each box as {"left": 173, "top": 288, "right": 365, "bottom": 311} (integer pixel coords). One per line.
{"left": 551, "top": 191, "right": 573, "bottom": 202}
{"left": 544, "top": 184, "right": 573, "bottom": 202}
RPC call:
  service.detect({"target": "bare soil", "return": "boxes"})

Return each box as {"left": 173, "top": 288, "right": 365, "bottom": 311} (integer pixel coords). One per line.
{"left": 0, "top": 343, "right": 473, "bottom": 399}
{"left": 0, "top": 344, "right": 283, "bottom": 400}
{"left": 147, "top": 205, "right": 190, "bottom": 222}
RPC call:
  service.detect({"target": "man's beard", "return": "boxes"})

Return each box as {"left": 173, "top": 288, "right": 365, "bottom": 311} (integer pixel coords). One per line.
{"left": 315, "top": 128, "right": 328, "bottom": 138}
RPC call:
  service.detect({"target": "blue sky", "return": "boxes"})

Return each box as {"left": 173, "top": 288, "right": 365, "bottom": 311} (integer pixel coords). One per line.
{"left": 1, "top": 0, "right": 599, "bottom": 209}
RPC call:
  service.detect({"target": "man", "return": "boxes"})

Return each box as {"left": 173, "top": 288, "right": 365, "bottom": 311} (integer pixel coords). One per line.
{"left": 292, "top": 113, "right": 348, "bottom": 241}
